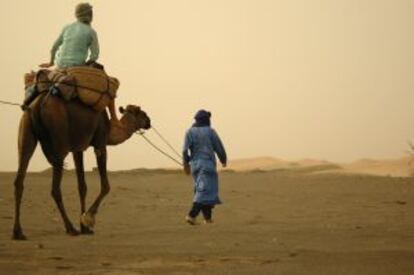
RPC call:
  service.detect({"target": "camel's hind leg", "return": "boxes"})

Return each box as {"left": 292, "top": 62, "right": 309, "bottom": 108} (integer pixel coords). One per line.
{"left": 12, "top": 114, "right": 38, "bottom": 240}
{"left": 81, "top": 147, "right": 110, "bottom": 229}
{"left": 73, "top": 151, "right": 93, "bottom": 234}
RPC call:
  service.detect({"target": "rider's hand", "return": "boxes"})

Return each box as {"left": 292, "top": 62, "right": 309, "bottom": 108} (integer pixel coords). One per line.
{"left": 39, "top": 62, "right": 53, "bottom": 68}
{"left": 184, "top": 163, "right": 191, "bottom": 175}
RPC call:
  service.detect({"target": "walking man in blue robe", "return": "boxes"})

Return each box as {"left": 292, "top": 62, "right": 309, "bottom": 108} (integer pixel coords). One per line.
{"left": 183, "top": 110, "right": 227, "bottom": 224}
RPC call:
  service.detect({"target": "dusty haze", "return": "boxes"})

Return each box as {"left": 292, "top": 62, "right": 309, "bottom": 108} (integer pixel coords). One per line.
{"left": 0, "top": 0, "right": 413, "bottom": 171}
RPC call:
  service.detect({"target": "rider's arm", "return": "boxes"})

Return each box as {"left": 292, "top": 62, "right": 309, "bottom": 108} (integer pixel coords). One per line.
{"left": 89, "top": 30, "right": 100, "bottom": 62}
{"left": 50, "top": 28, "right": 65, "bottom": 65}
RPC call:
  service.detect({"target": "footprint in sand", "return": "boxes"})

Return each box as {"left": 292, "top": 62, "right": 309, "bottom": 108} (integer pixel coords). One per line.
{"left": 190, "top": 258, "right": 206, "bottom": 265}
{"left": 117, "top": 186, "right": 131, "bottom": 191}
{"left": 48, "top": 256, "right": 64, "bottom": 261}
{"left": 55, "top": 265, "right": 74, "bottom": 270}
{"left": 260, "top": 259, "right": 280, "bottom": 265}
{"left": 218, "top": 256, "right": 279, "bottom": 265}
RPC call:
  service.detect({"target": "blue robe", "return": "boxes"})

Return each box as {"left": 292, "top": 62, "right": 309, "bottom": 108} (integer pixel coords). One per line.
{"left": 183, "top": 126, "right": 227, "bottom": 205}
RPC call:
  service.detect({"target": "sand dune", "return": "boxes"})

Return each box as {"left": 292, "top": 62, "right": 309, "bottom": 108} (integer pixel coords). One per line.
{"left": 226, "top": 156, "right": 413, "bottom": 177}
{"left": 226, "top": 157, "right": 335, "bottom": 171}
{"left": 226, "top": 157, "right": 291, "bottom": 171}
{"left": 340, "top": 157, "right": 413, "bottom": 177}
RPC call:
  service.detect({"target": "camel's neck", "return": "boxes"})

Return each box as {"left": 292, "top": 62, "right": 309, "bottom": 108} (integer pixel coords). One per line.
{"left": 107, "top": 115, "right": 136, "bottom": 145}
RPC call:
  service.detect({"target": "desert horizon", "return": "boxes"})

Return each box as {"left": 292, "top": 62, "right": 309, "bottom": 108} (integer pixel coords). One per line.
{"left": 3, "top": 155, "right": 411, "bottom": 177}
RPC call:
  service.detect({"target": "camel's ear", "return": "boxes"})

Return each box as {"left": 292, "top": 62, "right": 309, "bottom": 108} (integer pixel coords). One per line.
{"left": 119, "top": 106, "right": 125, "bottom": 113}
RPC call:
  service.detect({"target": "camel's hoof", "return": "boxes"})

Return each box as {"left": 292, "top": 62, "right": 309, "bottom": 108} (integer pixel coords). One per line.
{"left": 66, "top": 227, "right": 80, "bottom": 236}
{"left": 80, "top": 212, "right": 95, "bottom": 228}
{"left": 12, "top": 230, "right": 27, "bottom": 241}
{"left": 80, "top": 224, "right": 94, "bottom": 235}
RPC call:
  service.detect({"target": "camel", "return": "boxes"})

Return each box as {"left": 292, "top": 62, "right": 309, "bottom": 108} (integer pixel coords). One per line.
{"left": 12, "top": 92, "right": 151, "bottom": 240}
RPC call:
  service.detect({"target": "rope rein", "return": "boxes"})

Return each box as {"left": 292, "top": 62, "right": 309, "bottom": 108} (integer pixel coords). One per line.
{"left": 0, "top": 100, "right": 22, "bottom": 107}
{"left": 136, "top": 130, "right": 183, "bottom": 167}
{"left": 151, "top": 126, "right": 182, "bottom": 159}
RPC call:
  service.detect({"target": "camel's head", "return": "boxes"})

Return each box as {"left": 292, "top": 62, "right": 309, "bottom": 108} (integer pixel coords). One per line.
{"left": 119, "top": 105, "right": 151, "bottom": 131}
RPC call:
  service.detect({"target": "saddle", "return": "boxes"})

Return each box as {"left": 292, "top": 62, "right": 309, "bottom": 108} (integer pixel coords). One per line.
{"left": 24, "top": 65, "right": 119, "bottom": 112}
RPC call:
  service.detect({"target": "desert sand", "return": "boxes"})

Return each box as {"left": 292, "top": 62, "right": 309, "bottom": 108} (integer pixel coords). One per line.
{"left": 1, "top": 165, "right": 414, "bottom": 275}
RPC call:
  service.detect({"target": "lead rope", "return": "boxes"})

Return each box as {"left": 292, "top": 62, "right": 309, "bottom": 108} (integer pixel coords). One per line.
{"left": 0, "top": 100, "right": 22, "bottom": 107}
{"left": 136, "top": 129, "right": 183, "bottom": 167}
{"left": 151, "top": 126, "right": 182, "bottom": 159}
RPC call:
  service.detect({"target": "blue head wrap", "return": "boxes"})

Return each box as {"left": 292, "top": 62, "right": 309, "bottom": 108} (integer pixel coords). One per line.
{"left": 193, "top": 109, "right": 211, "bottom": 127}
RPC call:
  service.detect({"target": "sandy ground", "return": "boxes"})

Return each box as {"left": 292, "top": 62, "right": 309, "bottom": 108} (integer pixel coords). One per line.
{"left": 1, "top": 169, "right": 414, "bottom": 275}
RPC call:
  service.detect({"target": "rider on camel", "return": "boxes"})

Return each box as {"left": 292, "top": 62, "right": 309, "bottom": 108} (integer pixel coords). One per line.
{"left": 37, "top": 3, "right": 120, "bottom": 125}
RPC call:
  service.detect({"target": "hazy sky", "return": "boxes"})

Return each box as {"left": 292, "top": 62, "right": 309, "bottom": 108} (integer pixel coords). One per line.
{"left": 0, "top": 0, "right": 413, "bottom": 171}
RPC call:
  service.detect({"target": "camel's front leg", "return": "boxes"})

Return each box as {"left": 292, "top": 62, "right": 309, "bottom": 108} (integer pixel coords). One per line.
{"left": 12, "top": 115, "right": 38, "bottom": 240}
{"left": 73, "top": 151, "right": 93, "bottom": 234}
{"left": 51, "top": 161, "right": 79, "bottom": 236}
{"left": 81, "top": 147, "right": 110, "bottom": 229}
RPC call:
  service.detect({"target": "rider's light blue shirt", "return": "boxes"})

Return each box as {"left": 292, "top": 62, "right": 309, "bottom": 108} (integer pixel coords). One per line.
{"left": 51, "top": 21, "right": 99, "bottom": 68}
